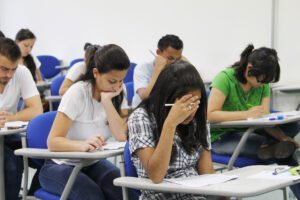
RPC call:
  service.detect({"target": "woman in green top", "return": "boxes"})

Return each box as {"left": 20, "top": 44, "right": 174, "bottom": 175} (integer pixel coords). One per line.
{"left": 208, "top": 44, "right": 300, "bottom": 198}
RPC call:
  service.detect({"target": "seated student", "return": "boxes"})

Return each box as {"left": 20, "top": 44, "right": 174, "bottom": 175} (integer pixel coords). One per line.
{"left": 132, "top": 34, "right": 185, "bottom": 108}
{"left": 128, "top": 60, "right": 216, "bottom": 199}
{"left": 208, "top": 44, "right": 300, "bottom": 198}
{"left": 59, "top": 42, "right": 96, "bottom": 96}
{"left": 39, "top": 44, "right": 130, "bottom": 200}
{"left": 0, "top": 38, "right": 43, "bottom": 200}
{"left": 15, "top": 29, "right": 43, "bottom": 83}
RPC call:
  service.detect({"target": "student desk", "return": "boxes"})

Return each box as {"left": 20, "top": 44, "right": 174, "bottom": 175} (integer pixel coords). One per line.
{"left": 272, "top": 85, "right": 300, "bottom": 110}
{"left": 114, "top": 165, "right": 300, "bottom": 198}
{"left": 210, "top": 112, "right": 300, "bottom": 170}
{"left": 36, "top": 81, "right": 51, "bottom": 91}
{"left": 14, "top": 148, "right": 124, "bottom": 200}
{"left": 45, "top": 96, "right": 62, "bottom": 111}
{"left": 0, "top": 127, "right": 27, "bottom": 200}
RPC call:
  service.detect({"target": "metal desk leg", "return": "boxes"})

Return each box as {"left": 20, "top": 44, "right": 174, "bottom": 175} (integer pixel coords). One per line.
{"left": 0, "top": 136, "right": 5, "bottom": 200}
{"left": 119, "top": 155, "right": 129, "bottom": 200}
{"left": 227, "top": 127, "right": 255, "bottom": 170}
{"left": 60, "top": 162, "right": 83, "bottom": 200}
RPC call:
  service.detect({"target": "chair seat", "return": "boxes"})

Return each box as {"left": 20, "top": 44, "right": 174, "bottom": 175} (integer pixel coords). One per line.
{"left": 34, "top": 188, "right": 60, "bottom": 200}
{"left": 212, "top": 153, "right": 259, "bottom": 168}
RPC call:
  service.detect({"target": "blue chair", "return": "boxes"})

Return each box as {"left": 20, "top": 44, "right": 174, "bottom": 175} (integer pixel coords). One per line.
{"left": 25, "top": 111, "right": 60, "bottom": 200}
{"left": 69, "top": 58, "right": 84, "bottom": 68}
{"left": 125, "top": 82, "right": 134, "bottom": 106}
{"left": 50, "top": 75, "right": 65, "bottom": 96}
{"left": 18, "top": 112, "right": 124, "bottom": 200}
{"left": 45, "top": 75, "right": 65, "bottom": 111}
{"left": 123, "top": 62, "right": 136, "bottom": 83}
{"left": 37, "top": 55, "right": 61, "bottom": 80}
{"left": 120, "top": 142, "right": 141, "bottom": 199}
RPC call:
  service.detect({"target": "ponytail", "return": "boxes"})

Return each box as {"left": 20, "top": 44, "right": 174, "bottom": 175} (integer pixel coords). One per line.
{"left": 233, "top": 44, "right": 280, "bottom": 84}
{"left": 233, "top": 44, "right": 254, "bottom": 83}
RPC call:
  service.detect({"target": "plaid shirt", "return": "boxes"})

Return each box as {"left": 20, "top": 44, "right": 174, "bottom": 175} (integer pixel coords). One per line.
{"left": 128, "top": 108, "right": 210, "bottom": 200}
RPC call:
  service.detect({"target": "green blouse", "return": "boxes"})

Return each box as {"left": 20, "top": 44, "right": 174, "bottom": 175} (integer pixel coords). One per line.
{"left": 210, "top": 67, "right": 270, "bottom": 142}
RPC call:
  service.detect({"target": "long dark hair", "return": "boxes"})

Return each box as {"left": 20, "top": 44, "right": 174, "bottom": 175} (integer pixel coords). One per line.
{"left": 233, "top": 44, "right": 280, "bottom": 84}
{"left": 139, "top": 60, "right": 208, "bottom": 163}
{"left": 80, "top": 44, "right": 130, "bottom": 114}
{"left": 15, "top": 29, "right": 37, "bottom": 81}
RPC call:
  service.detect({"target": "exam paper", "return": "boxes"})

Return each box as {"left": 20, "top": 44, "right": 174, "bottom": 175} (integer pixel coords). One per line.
{"left": 4, "top": 121, "right": 28, "bottom": 128}
{"left": 102, "top": 141, "right": 126, "bottom": 150}
{"left": 248, "top": 170, "right": 300, "bottom": 181}
{"left": 164, "top": 174, "right": 238, "bottom": 187}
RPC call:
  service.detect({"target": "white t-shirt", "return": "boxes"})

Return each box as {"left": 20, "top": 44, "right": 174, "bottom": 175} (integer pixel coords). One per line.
{"left": 54, "top": 81, "right": 128, "bottom": 165}
{"left": 0, "top": 65, "right": 39, "bottom": 113}
{"left": 131, "top": 61, "right": 154, "bottom": 108}
{"left": 66, "top": 62, "right": 86, "bottom": 82}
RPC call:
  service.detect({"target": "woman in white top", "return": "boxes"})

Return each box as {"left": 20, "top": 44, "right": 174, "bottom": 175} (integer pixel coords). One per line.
{"left": 39, "top": 44, "right": 131, "bottom": 200}
{"left": 59, "top": 43, "right": 96, "bottom": 96}
{"left": 15, "top": 29, "right": 43, "bottom": 83}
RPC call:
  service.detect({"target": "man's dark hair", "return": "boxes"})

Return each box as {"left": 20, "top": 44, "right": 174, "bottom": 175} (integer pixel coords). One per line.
{"left": 157, "top": 34, "right": 183, "bottom": 51}
{"left": 0, "top": 38, "right": 21, "bottom": 62}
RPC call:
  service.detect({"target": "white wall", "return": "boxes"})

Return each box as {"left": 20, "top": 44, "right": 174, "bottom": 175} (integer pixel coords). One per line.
{"left": 0, "top": 0, "right": 272, "bottom": 82}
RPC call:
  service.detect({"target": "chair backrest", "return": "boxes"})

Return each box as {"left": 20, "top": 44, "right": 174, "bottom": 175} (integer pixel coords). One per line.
{"left": 123, "top": 142, "right": 141, "bottom": 197}
{"left": 125, "top": 82, "right": 134, "bottom": 106}
{"left": 50, "top": 75, "right": 65, "bottom": 96}
{"left": 69, "top": 58, "right": 84, "bottom": 68}
{"left": 123, "top": 62, "right": 136, "bottom": 83}
{"left": 26, "top": 111, "right": 57, "bottom": 166}
{"left": 37, "top": 55, "right": 61, "bottom": 79}
{"left": 124, "top": 142, "right": 138, "bottom": 177}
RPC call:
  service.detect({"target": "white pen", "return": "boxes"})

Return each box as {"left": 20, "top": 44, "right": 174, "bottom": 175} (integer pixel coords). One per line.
{"left": 165, "top": 104, "right": 174, "bottom": 107}
{"left": 149, "top": 50, "right": 156, "bottom": 57}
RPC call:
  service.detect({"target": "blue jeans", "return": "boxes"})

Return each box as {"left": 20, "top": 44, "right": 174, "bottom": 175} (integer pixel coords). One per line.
{"left": 212, "top": 122, "right": 300, "bottom": 199}
{"left": 4, "top": 145, "right": 23, "bottom": 200}
{"left": 39, "top": 159, "right": 123, "bottom": 200}
{"left": 4, "top": 134, "right": 41, "bottom": 200}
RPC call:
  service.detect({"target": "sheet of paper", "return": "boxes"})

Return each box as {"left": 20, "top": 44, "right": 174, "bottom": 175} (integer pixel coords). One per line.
{"left": 102, "top": 141, "right": 126, "bottom": 150}
{"left": 4, "top": 121, "right": 28, "bottom": 128}
{"left": 164, "top": 174, "right": 238, "bottom": 187}
{"left": 248, "top": 170, "right": 300, "bottom": 181}
{"left": 247, "top": 111, "right": 300, "bottom": 121}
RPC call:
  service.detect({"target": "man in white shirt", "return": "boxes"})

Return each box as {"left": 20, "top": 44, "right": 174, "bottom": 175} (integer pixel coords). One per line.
{"left": 0, "top": 38, "right": 43, "bottom": 200}
{"left": 132, "top": 34, "right": 184, "bottom": 107}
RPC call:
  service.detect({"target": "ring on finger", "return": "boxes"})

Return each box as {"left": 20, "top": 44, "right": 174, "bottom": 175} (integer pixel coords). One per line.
{"left": 187, "top": 104, "right": 193, "bottom": 111}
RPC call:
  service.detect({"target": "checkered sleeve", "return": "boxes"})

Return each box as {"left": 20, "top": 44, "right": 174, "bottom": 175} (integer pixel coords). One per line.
{"left": 128, "top": 108, "right": 156, "bottom": 155}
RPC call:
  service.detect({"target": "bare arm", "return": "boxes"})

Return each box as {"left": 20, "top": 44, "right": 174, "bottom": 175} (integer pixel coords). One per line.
{"left": 36, "top": 68, "right": 44, "bottom": 83}
{"left": 101, "top": 87, "right": 130, "bottom": 141}
{"left": 136, "top": 95, "right": 200, "bottom": 183}
{"left": 6, "top": 95, "right": 43, "bottom": 122}
{"left": 197, "top": 149, "right": 215, "bottom": 174}
{"left": 102, "top": 100, "right": 128, "bottom": 141}
{"left": 208, "top": 88, "right": 250, "bottom": 122}
{"left": 59, "top": 78, "right": 74, "bottom": 96}
{"left": 207, "top": 88, "right": 265, "bottom": 123}
{"left": 47, "top": 112, "right": 105, "bottom": 152}
{"left": 137, "top": 55, "right": 167, "bottom": 100}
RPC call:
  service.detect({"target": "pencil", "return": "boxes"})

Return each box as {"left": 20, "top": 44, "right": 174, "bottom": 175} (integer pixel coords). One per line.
{"left": 149, "top": 50, "right": 156, "bottom": 57}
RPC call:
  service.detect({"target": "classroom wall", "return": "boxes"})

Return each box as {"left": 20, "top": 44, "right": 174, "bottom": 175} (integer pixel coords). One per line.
{"left": 1, "top": 0, "right": 299, "bottom": 110}
{"left": 0, "top": 0, "right": 272, "bottom": 82}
